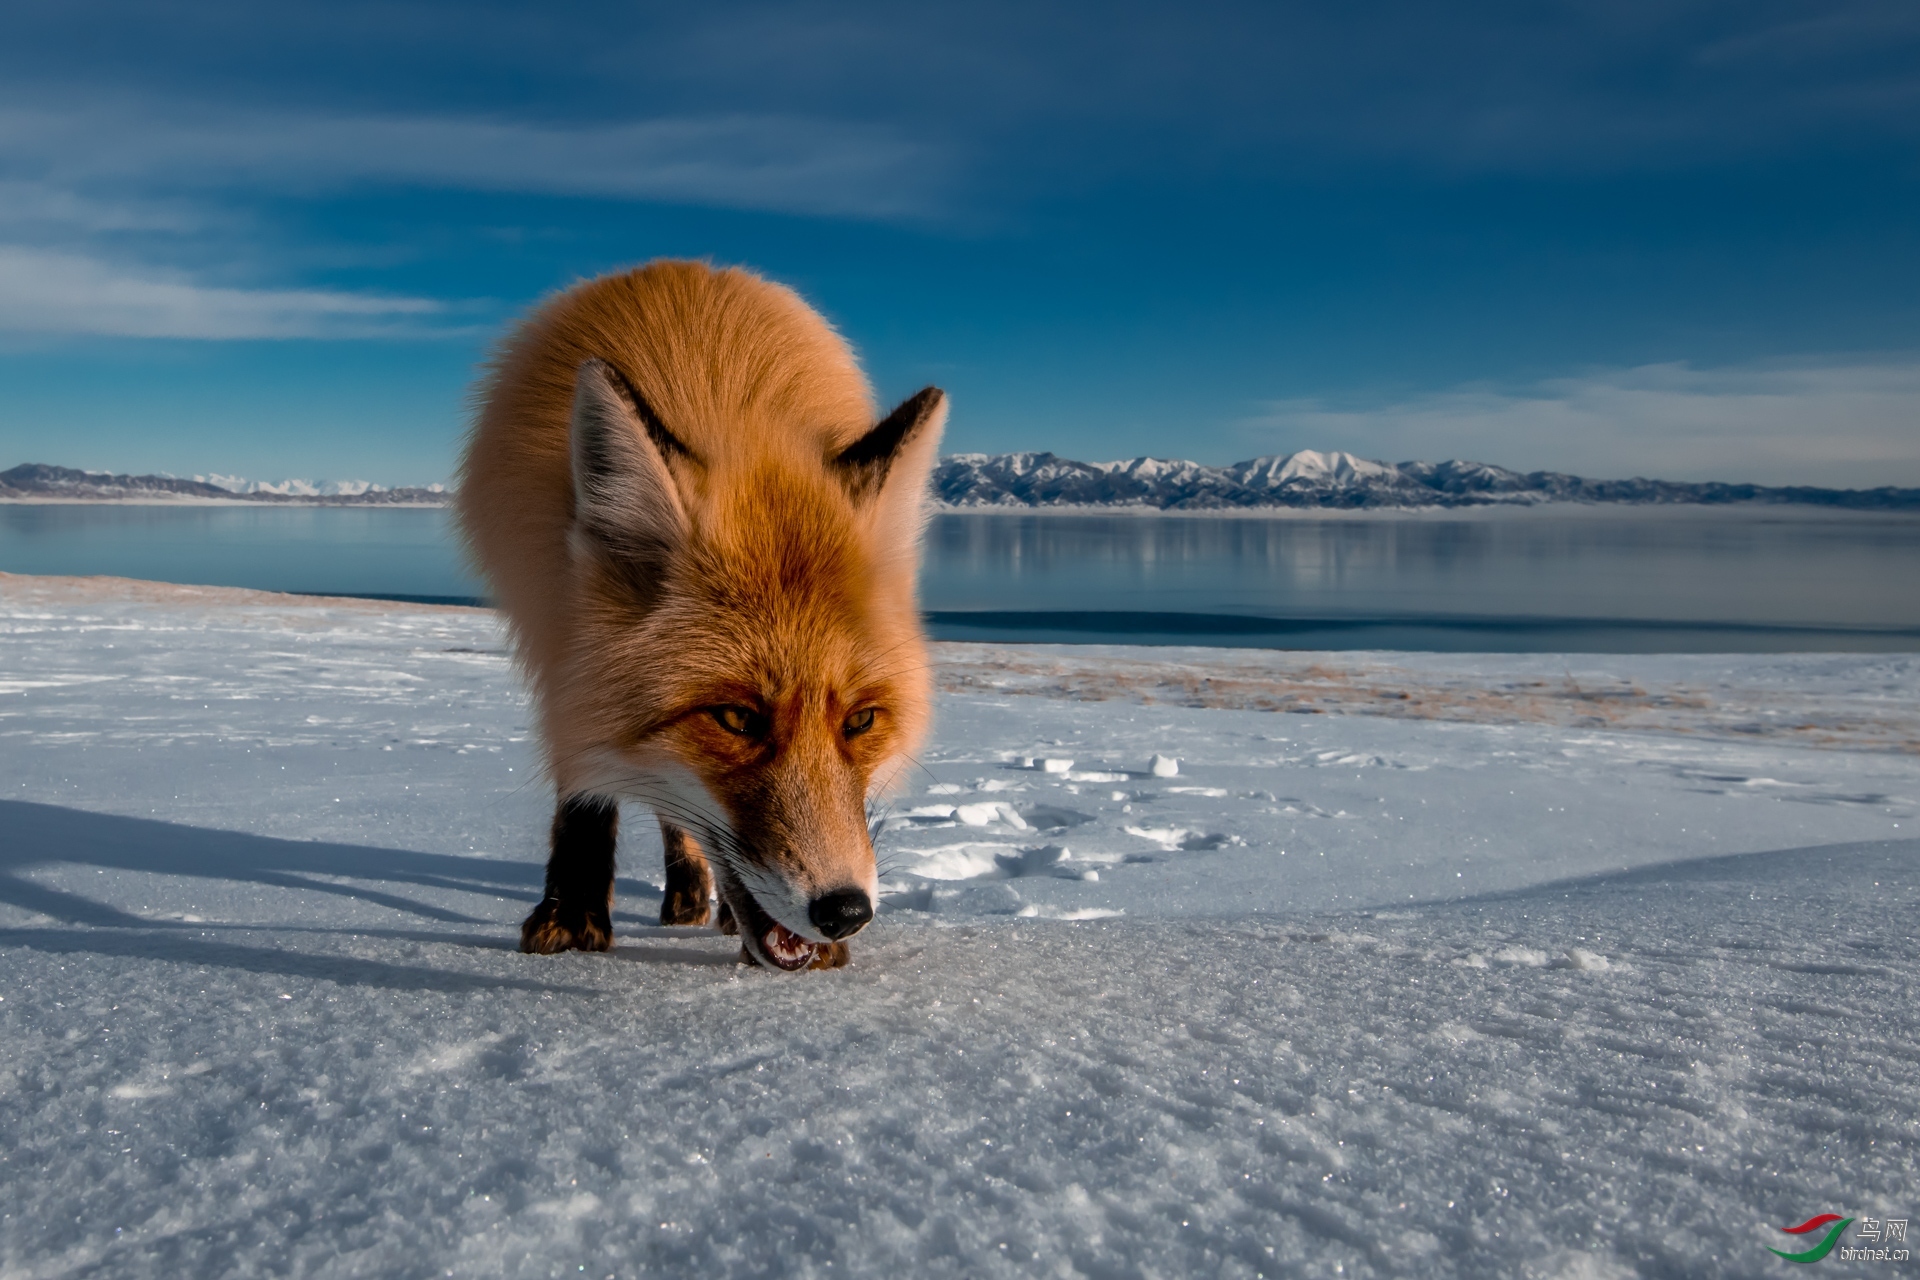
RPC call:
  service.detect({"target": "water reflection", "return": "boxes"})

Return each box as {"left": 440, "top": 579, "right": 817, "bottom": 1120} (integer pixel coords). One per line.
{"left": 921, "top": 511, "right": 1920, "bottom": 639}
{"left": 0, "top": 503, "right": 480, "bottom": 602}
{"left": 3, "top": 504, "right": 1916, "bottom": 651}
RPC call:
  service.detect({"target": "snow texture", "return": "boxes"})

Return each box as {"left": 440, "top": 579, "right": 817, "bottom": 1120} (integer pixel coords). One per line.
{"left": 1, "top": 574, "right": 1916, "bottom": 1278}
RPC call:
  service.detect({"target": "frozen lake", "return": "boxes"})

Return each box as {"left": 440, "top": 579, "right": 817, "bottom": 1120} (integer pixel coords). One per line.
{"left": 2, "top": 502, "right": 1917, "bottom": 651}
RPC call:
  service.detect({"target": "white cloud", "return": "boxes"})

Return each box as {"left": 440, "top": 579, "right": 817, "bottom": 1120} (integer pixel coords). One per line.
{"left": 0, "top": 246, "right": 444, "bottom": 339}
{"left": 0, "top": 105, "right": 938, "bottom": 220}
{"left": 0, "top": 181, "right": 208, "bottom": 234}
{"left": 1243, "top": 357, "right": 1920, "bottom": 489}
{"left": 0, "top": 101, "right": 942, "bottom": 341}
{"left": 0, "top": 96, "right": 946, "bottom": 339}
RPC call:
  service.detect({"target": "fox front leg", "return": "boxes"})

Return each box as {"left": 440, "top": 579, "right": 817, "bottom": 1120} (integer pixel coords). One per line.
{"left": 520, "top": 796, "right": 618, "bottom": 953}
{"left": 658, "top": 819, "right": 714, "bottom": 927}
{"left": 659, "top": 822, "right": 747, "bottom": 938}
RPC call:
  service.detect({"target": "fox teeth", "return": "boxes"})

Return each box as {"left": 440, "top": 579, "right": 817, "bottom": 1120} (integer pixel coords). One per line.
{"left": 762, "top": 923, "right": 817, "bottom": 971}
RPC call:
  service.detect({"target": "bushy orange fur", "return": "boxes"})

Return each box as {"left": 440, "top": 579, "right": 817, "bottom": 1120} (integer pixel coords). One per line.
{"left": 455, "top": 260, "right": 945, "bottom": 967}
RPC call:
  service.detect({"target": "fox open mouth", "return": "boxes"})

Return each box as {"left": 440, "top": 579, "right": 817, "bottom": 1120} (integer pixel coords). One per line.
{"left": 728, "top": 883, "right": 821, "bottom": 972}
{"left": 759, "top": 920, "right": 818, "bottom": 970}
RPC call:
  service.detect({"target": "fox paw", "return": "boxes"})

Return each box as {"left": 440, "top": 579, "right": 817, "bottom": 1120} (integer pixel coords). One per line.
{"left": 659, "top": 886, "right": 711, "bottom": 928}
{"left": 520, "top": 899, "right": 613, "bottom": 954}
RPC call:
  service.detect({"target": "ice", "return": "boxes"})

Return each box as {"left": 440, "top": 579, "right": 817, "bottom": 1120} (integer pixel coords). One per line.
{"left": 1150, "top": 753, "right": 1180, "bottom": 776}
{"left": 1013, "top": 903, "right": 1121, "bottom": 920}
{"left": 952, "top": 801, "right": 1026, "bottom": 829}
{"left": 1564, "top": 947, "right": 1612, "bottom": 971}
{"left": 888, "top": 841, "right": 1009, "bottom": 881}
{"left": 1, "top": 574, "right": 1917, "bottom": 1278}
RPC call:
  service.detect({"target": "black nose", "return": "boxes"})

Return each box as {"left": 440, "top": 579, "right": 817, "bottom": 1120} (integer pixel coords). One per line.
{"left": 808, "top": 889, "right": 873, "bottom": 940}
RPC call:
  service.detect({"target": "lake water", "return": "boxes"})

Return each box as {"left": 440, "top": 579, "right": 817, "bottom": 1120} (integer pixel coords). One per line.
{"left": 3, "top": 503, "right": 1917, "bottom": 652}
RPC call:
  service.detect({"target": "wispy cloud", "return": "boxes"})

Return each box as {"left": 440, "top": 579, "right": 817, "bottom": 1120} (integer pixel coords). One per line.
{"left": 0, "top": 246, "right": 446, "bottom": 339}
{"left": 1243, "top": 357, "right": 1920, "bottom": 489}
{"left": 0, "top": 104, "right": 940, "bottom": 220}
{"left": 0, "top": 180, "right": 209, "bottom": 234}
{"left": 0, "top": 101, "right": 941, "bottom": 341}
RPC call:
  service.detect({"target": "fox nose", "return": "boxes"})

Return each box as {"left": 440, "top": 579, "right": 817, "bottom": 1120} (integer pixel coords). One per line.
{"left": 808, "top": 889, "right": 873, "bottom": 940}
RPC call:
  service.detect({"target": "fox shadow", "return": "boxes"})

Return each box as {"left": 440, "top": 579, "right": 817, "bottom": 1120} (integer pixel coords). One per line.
{"left": 0, "top": 799, "right": 673, "bottom": 992}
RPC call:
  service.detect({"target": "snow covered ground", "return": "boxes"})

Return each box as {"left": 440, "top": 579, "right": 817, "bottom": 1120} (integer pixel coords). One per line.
{"left": 1, "top": 573, "right": 1915, "bottom": 1279}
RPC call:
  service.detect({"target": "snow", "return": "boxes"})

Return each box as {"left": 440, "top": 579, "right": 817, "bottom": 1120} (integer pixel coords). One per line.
{"left": 194, "top": 475, "right": 392, "bottom": 497}
{"left": 1230, "top": 450, "right": 1399, "bottom": 487}
{"left": 931, "top": 450, "right": 1920, "bottom": 511}
{"left": 1, "top": 573, "right": 1916, "bottom": 1278}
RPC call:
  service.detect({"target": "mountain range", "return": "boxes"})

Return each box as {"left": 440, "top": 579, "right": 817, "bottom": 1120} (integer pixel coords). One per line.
{"left": 5, "top": 452, "right": 1917, "bottom": 510}
{"left": 931, "top": 450, "right": 1920, "bottom": 510}
{"left": 0, "top": 464, "right": 447, "bottom": 505}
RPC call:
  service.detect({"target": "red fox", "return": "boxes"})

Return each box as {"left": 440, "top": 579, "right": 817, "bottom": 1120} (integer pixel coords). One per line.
{"left": 455, "top": 261, "right": 945, "bottom": 971}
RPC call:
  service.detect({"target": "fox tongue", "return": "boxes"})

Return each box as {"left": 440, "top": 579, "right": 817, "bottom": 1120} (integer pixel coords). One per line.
{"left": 761, "top": 922, "right": 818, "bottom": 971}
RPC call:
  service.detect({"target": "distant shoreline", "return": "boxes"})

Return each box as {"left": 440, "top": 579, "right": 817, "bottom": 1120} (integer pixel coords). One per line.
{"left": 927, "top": 501, "right": 1920, "bottom": 521}
{"left": 5, "top": 494, "right": 1915, "bottom": 521}
{"left": 9, "top": 455, "right": 1917, "bottom": 513}
{"left": 0, "top": 496, "right": 447, "bottom": 509}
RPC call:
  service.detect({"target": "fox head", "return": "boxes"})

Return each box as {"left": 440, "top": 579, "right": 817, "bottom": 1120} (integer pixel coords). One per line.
{"left": 556, "top": 356, "right": 945, "bottom": 970}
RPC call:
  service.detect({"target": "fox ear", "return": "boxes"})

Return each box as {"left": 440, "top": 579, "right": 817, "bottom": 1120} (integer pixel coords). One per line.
{"left": 833, "top": 386, "right": 947, "bottom": 563}
{"left": 833, "top": 383, "right": 944, "bottom": 506}
{"left": 570, "top": 358, "right": 693, "bottom": 567}
{"left": 832, "top": 387, "right": 947, "bottom": 558}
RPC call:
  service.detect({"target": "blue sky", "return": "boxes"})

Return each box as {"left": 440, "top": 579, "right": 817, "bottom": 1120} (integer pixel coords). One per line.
{"left": 1, "top": 0, "right": 1917, "bottom": 487}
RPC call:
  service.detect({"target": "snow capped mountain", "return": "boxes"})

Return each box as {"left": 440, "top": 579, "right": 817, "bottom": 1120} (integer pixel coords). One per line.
{"left": 193, "top": 474, "right": 436, "bottom": 498}
{"left": 931, "top": 451, "right": 1920, "bottom": 510}
{"left": 5, "top": 455, "right": 1916, "bottom": 510}
{"left": 0, "top": 464, "right": 235, "bottom": 501}
{"left": 930, "top": 449, "right": 1511, "bottom": 509}
{"left": 1228, "top": 449, "right": 1399, "bottom": 488}
{"left": 0, "top": 464, "right": 448, "bottom": 504}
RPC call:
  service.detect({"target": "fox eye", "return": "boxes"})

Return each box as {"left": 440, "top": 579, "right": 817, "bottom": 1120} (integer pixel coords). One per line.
{"left": 711, "top": 705, "right": 767, "bottom": 737}
{"left": 843, "top": 707, "right": 877, "bottom": 737}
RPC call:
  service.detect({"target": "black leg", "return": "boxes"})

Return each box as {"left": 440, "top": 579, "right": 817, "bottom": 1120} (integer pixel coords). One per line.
{"left": 520, "top": 795, "right": 619, "bottom": 954}
{"left": 659, "top": 819, "right": 714, "bottom": 926}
